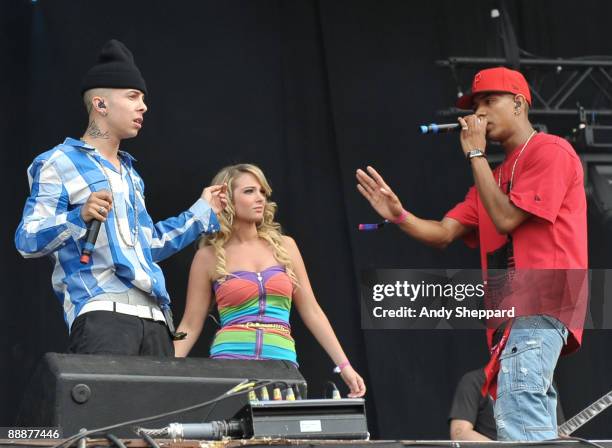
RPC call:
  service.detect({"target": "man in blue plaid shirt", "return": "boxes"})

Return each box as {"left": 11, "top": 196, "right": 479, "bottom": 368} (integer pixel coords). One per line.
{"left": 15, "top": 39, "right": 227, "bottom": 356}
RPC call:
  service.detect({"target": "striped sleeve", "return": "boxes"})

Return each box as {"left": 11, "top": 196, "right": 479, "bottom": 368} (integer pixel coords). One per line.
{"left": 149, "top": 198, "right": 220, "bottom": 262}
{"left": 15, "top": 157, "right": 87, "bottom": 258}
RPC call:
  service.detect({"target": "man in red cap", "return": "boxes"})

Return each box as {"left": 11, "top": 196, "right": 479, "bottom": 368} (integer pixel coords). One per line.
{"left": 356, "top": 66, "right": 587, "bottom": 441}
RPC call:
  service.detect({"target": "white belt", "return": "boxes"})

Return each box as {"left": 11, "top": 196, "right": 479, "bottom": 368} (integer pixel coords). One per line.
{"left": 79, "top": 300, "right": 166, "bottom": 323}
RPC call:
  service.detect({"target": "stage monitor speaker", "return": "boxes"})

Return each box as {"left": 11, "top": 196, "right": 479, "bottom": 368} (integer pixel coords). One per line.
{"left": 589, "top": 163, "right": 612, "bottom": 217}
{"left": 17, "top": 353, "right": 306, "bottom": 438}
{"left": 588, "top": 162, "right": 612, "bottom": 265}
{"left": 584, "top": 125, "right": 612, "bottom": 149}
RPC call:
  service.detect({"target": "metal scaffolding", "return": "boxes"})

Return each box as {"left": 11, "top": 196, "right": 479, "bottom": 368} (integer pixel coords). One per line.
{"left": 437, "top": 57, "right": 612, "bottom": 117}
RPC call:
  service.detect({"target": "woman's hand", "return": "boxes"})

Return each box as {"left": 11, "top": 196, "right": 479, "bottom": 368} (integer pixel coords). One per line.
{"left": 340, "top": 365, "right": 366, "bottom": 397}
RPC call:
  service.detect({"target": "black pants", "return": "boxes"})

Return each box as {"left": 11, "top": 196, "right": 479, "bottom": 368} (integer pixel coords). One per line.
{"left": 68, "top": 311, "right": 174, "bottom": 356}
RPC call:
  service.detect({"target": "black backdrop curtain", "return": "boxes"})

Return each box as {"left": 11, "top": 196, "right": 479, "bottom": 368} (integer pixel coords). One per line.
{"left": 2, "top": 0, "right": 611, "bottom": 439}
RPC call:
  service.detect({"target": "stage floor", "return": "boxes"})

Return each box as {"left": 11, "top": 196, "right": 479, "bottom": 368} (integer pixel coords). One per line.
{"left": 1, "top": 439, "right": 612, "bottom": 448}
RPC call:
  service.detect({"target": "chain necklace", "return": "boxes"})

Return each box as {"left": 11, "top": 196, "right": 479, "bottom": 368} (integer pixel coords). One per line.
{"left": 93, "top": 155, "right": 139, "bottom": 248}
{"left": 497, "top": 130, "right": 538, "bottom": 190}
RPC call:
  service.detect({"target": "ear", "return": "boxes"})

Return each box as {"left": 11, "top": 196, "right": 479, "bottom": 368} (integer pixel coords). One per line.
{"left": 514, "top": 95, "right": 527, "bottom": 109}
{"left": 91, "top": 95, "right": 108, "bottom": 115}
{"left": 513, "top": 95, "right": 526, "bottom": 115}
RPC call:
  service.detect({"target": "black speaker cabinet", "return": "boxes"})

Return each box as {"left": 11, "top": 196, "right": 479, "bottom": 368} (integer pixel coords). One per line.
{"left": 17, "top": 353, "right": 307, "bottom": 438}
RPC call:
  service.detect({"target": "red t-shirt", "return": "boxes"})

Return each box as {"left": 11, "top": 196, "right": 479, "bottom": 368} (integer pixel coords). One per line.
{"left": 446, "top": 133, "right": 588, "bottom": 354}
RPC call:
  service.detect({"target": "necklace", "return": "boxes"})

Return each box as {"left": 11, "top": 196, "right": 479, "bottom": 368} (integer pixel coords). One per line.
{"left": 84, "top": 150, "right": 139, "bottom": 248}
{"left": 102, "top": 161, "right": 139, "bottom": 247}
{"left": 498, "top": 130, "right": 538, "bottom": 190}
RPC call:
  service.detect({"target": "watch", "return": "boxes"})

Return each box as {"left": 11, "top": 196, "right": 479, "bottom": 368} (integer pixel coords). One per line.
{"left": 466, "top": 149, "right": 486, "bottom": 162}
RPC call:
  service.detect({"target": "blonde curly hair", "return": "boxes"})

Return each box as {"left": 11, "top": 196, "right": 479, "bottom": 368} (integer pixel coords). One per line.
{"left": 199, "top": 164, "right": 298, "bottom": 285}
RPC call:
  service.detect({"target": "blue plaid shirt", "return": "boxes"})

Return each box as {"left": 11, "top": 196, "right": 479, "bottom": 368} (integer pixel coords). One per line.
{"left": 15, "top": 138, "right": 219, "bottom": 329}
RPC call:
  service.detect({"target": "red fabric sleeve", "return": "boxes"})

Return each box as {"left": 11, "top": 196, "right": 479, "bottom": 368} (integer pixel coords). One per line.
{"left": 509, "top": 143, "right": 577, "bottom": 224}
{"left": 445, "top": 186, "right": 479, "bottom": 248}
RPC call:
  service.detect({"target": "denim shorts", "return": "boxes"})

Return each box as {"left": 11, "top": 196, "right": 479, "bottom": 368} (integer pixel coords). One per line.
{"left": 494, "top": 315, "right": 567, "bottom": 441}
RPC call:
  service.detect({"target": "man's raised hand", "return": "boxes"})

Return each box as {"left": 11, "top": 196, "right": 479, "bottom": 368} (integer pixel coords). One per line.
{"left": 356, "top": 166, "right": 405, "bottom": 221}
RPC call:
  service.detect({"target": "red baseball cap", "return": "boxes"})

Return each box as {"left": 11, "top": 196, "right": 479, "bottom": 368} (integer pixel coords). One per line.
{"left": 456, "top": 66, "right": 532, "bottom": 110}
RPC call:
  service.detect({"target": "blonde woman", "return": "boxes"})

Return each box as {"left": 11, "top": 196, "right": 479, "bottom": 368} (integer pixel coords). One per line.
{"left": 174, "top": 164, "right": 365, "bottom": 397}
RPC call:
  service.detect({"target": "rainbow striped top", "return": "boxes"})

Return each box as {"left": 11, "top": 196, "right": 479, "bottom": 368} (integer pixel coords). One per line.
{"left": 210, "top": 265, "right": 297, "bottom": 364}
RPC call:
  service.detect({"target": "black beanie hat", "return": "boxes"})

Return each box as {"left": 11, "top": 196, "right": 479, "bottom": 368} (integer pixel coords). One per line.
{"left": 80, "top": 39, "right": 147, "bottom": 95}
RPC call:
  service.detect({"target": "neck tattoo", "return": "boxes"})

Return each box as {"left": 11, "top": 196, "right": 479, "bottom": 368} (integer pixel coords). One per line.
{"left": 85, "top": 119, "right": 109, "bottom": 139}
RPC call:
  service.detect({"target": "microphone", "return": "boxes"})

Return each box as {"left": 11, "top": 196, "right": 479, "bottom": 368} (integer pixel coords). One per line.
{"left": 419, "top": 123, "right": 461, "bottom": 134}
{"left": 138, "top": 420, "right": 246, "bottom": 441}
{"left": 80, "top": 220, "right": 101, "bottom": 264}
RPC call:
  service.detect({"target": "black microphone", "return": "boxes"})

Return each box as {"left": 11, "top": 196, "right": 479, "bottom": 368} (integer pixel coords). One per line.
{"left": 80, "top": 220, "right": 101, "bottom": 264}
{"left": 419, "top": 123, "right": 461, "bottom": 135}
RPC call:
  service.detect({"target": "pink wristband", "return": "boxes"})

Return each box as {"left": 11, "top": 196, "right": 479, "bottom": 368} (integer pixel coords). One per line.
{"left": 390, "top": 209, "right": 409, "bottom": 224}
{"left": 333, "top": 360, "right": 351, "bottom": 374}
